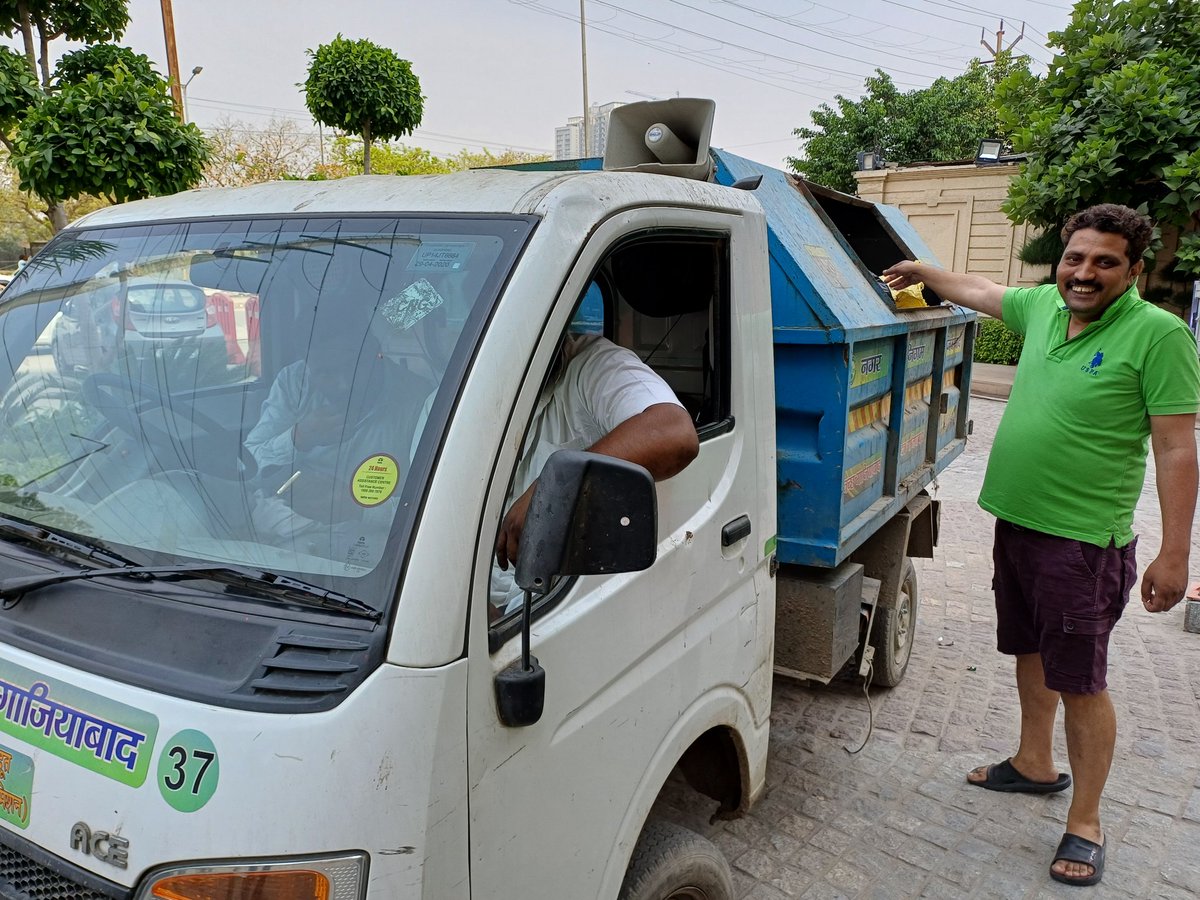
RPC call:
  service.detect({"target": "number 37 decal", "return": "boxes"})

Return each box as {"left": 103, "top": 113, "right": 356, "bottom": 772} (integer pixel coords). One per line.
{"left": 156, "top": 730, "right": 220, "bottom": 812}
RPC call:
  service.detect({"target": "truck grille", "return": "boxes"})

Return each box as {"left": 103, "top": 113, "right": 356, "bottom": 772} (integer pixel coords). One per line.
{"left": 0, "top": 830, "right": 126, "bottom": 900}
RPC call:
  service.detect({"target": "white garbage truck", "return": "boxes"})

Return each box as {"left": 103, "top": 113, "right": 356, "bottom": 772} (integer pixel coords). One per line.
{"left": 0, "top": 100, "right": 972, "bottom": 899}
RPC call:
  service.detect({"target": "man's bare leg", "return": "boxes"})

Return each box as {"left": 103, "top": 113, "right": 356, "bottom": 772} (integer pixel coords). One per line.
{"left": 1052, "top": 689, "right": 1114, "bottom": 880}
{"left": 969, "top": 653, "right": 1063, "bottom": 784}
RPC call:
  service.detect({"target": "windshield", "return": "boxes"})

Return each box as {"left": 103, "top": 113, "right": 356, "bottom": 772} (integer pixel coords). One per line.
{"left": 0, "top": 214, "right": 533, "bottom": 611}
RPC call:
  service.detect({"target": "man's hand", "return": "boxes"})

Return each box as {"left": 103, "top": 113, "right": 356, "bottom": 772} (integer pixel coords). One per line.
{"left": 880, "top": 260, "right": 1006, "bottom": 318}
{"left": 881, "top": 261, "right": 923, "bottom": 292}
{"left": 495, "top": 482, "right": 536, "bottom": 572}
{"left": 1142, "top": 554, "right": 1190, "bottom": 612}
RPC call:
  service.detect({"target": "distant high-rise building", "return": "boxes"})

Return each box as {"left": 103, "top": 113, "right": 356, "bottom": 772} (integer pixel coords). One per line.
{"left": 555, "top": 117, "right": 584, "bottom": 161}
{"left": 554, "top": 101, "right": 625, "bottom": 160}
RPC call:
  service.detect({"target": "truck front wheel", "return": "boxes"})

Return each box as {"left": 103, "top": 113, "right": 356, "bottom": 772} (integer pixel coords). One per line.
{"left": 619, "top": 820, "right": 733, "bottom": 900}
{"left": 868, "top": 558, "right": 919, "bottom": 687}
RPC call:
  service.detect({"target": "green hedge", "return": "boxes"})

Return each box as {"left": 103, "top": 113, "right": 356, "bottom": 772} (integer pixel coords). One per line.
{"left": 974, "top": 317, "right": 1024, "bottom": 365}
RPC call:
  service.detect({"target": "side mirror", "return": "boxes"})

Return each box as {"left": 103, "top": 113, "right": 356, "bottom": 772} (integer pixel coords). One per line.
{"left": 515, "top": 450, "right": 658, "bottom": 592}
{"left": 495, "top": 450, "right": 657, "bottom": 728}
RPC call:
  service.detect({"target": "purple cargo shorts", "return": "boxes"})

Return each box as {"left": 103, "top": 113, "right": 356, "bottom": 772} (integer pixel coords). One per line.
{"left": 992, "top": 519, "right": 1138, "bottom": 694}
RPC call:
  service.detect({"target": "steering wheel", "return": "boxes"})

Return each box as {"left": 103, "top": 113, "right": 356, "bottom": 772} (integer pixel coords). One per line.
{"left": 81, "top": 373, "right": 257, "bottom": 477}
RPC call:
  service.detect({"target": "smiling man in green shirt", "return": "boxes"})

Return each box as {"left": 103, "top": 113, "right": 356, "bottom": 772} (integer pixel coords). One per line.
{"left": 884, "top": 204, "right": 1200, "bottom": 888}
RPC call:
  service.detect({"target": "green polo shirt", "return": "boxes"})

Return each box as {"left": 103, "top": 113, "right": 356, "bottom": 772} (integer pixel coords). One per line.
{"left": 979, "top": 282, "right": 1200, "bottom": 547}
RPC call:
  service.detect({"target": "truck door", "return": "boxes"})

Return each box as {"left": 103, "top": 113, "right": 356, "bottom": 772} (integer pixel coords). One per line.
{"left": 465, "top": 208, "right": 775, "bottom": 898}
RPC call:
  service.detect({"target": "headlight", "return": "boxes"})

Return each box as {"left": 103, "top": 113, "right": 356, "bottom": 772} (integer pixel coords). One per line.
{"left": 135, "top": 852, "right": 367, "bottom": 899}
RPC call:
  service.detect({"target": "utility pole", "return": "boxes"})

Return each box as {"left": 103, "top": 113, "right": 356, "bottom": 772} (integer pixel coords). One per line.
{"left": 160, "top": 0, "right": 183, "bottom": 118}
{"left": 980, "top": 19, "right": 1024, "bottom": 63}
{"left": 580, "top": 0, "right": 591, "bottom": 157}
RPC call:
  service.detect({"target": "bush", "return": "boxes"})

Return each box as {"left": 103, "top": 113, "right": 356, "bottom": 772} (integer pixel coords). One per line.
{"left": 974, "top": 317, "right": 1024, "bottom": 365}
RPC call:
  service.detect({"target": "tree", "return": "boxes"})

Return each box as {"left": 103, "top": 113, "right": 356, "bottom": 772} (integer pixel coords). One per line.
{"left": 997, "top": 0, "right": 1200, "bottom": 279}
{"left": 0, "top": 4, "right": 209, "bottom": 232}
{"left": 303, "top": 34, "right": 423, "bottom": 175}
{"left": 0, "top": 153, "right": 108, "bottom": 249}
{"left": 323, "top": 135, "right": 450, "bottom": 177}
{"left": 449, "top": 147, "right": 552, "bottom": 170}
{"left": 203, "top": 117, "right": 324, "bottom": 187}
{"left": 789, "top": 54, "right": 1034, "bottom": 194}
{"left": 321, "top": 137, "right": 549, "bottom": 178}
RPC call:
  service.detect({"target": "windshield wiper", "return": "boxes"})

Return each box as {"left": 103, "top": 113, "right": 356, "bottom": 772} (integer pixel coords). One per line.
{"left": 0, "top": 516, "right": 140, "bottom": 569}
{"left": 0, "top": 563, "right": 379, "bottom": 620}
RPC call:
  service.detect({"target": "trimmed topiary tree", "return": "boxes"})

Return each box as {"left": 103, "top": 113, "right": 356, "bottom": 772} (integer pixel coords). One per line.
{"left": 303, "top": 34, "right": 423, "bottom": 175}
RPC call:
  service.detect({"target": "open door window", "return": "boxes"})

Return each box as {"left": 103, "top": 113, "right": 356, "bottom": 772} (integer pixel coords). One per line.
{"left": 795, "top": 179, "right": 946, "bottom": 308}
{"left": 589, "top": 232, "right": 732, "bottom": 439}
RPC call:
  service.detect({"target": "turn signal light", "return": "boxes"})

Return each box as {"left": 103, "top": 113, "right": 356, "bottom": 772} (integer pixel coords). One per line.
{"left": 150, "top": 870, "right": 329, "bottom": 899}
{"left": 134, "top": 853, "right": 365, "bottom": 900}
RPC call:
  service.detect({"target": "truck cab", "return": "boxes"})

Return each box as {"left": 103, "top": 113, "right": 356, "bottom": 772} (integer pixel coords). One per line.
{"left": 0, "top": 169, "right": 778, "bottom": 898}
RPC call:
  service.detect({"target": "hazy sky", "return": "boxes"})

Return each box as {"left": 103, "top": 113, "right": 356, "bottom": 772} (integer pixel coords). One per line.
{"left": 96, "top": 1, "right": 1073, "bottom": 167}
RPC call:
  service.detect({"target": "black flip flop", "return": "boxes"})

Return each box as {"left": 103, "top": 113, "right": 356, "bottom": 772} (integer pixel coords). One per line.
{"left": 968, "top": 758, "right": 1071, "bottom": 794}
{"left": 1050, "top": 832, "right": 1104, "bottom": 886}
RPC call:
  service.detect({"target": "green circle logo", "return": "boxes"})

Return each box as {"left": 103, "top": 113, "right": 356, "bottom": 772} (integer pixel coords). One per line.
{"left": 157, "top": 730, "right": 219, "bottom": 813}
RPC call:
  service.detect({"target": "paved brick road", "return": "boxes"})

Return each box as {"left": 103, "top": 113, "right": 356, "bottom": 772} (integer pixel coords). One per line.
{"left": 657, "top": 396, "right": 1200, "bottom": 898}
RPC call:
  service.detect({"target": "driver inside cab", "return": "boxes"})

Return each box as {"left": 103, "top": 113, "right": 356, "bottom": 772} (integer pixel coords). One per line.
{"left": 244, "top": 302, "right": 434, "bottom": 542}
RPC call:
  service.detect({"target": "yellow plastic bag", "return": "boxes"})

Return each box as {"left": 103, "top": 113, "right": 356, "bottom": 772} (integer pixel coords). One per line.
{"left": 888, "top": 280, "right": 927, "bottom": 309}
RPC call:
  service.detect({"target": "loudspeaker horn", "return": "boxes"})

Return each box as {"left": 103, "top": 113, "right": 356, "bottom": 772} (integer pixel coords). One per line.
{"left": 602, "top": 98, "right": 716, "bottom": 181}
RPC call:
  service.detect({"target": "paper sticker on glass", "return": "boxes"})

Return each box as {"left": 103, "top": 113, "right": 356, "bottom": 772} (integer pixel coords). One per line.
{"left": 351, "top": 454, "right": 399, "bottom": 507}
{"left": 380, "top": 279, "right": 445, "bottom": 332}
{"left": 407, "top": 241, "right": 473, "bottom": 272}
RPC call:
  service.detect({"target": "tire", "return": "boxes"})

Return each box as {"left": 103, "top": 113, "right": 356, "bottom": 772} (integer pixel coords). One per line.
{"left": 868, "top": 557, "right": 919, "bottom": 687}
{"left": 618, "top": 821, "right": 733, "bottom": 900}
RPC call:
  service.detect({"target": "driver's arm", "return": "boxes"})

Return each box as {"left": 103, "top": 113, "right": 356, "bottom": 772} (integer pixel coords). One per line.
{"left": 494, "top": 339, "right": 698, "bottom": 572}
{"left": 244, "top": 362, "right": 308, "bottom": 469}
{"left": 494, "top": 402, "right": 697, "bottom": 571}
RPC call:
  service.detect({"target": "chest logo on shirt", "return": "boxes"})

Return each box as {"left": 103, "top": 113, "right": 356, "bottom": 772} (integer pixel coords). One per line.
{"left": 1081, "top": 350, "right": 1104, "bottom": 377}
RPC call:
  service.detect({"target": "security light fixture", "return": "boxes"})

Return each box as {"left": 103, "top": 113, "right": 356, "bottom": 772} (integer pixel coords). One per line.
{"left": 856, "top": 150, "right": 882, "bottom": 171}
{"left": 976, "top": 138, "right": 1004, "bottom": 165}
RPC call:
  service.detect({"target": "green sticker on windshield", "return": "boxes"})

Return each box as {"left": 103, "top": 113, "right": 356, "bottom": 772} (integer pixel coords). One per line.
{"left": 157, "top": 729, "right": 219, "bottom": 812}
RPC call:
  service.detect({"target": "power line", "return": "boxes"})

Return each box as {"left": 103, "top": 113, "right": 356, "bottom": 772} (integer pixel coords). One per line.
{"left": 873, "top": 0, "right": 1054, "bottom": 65}
{"left": 936, "top": 2, "right": 1057, "bottom": 60}
{"left": 716, "top": 0, "right": 988, "bottom": 60}
{"left": 585, "top": 0, "right": 934, "bottom": 85}
{"left": 510, "top": 0, "right": 851, "bottom": 101}
{"left": 511, "top": 0, "right": 893, "bottom": 92}
{"left": 659, "top": 0, "right": 967, "bottom": 77}
{"left": 876, "top": 0, "right": 991, "bottom": 30}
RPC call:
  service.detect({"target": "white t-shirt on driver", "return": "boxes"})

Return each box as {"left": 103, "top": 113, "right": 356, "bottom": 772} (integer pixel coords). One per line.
{"left": 490, "top": 333, "right": 684, "bottom": 609}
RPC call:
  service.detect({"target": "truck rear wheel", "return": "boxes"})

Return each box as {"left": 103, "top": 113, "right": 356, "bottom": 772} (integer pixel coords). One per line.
{"left": 619, "top": 820, "right": 733, "bottom": 900}
{"left": 868, "top": 558, "right": 918, "bottom": 687}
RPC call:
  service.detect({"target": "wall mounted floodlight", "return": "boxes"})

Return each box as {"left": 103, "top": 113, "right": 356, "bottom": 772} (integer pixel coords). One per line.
{"left": 856, "top": 150, "right": 882, "bottom": 171}
{"left": 975, "top": 138, "right": 1004, "bottom": 165}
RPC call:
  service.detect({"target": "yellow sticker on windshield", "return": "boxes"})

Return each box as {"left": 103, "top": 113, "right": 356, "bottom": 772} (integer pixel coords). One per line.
{"left": 351, "top": 454, "right": 400, "bottom": 507}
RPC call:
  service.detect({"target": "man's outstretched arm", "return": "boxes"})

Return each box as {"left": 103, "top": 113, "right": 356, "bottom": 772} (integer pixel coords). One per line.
{"left": 1142, "top": 412, "right": 1199, "bottom": 612}
{"left": 494, "top": 403, "right": 698, "bottom": 571}
{"left": 882, "top": 260, "right": 1007, "bottom": 319}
